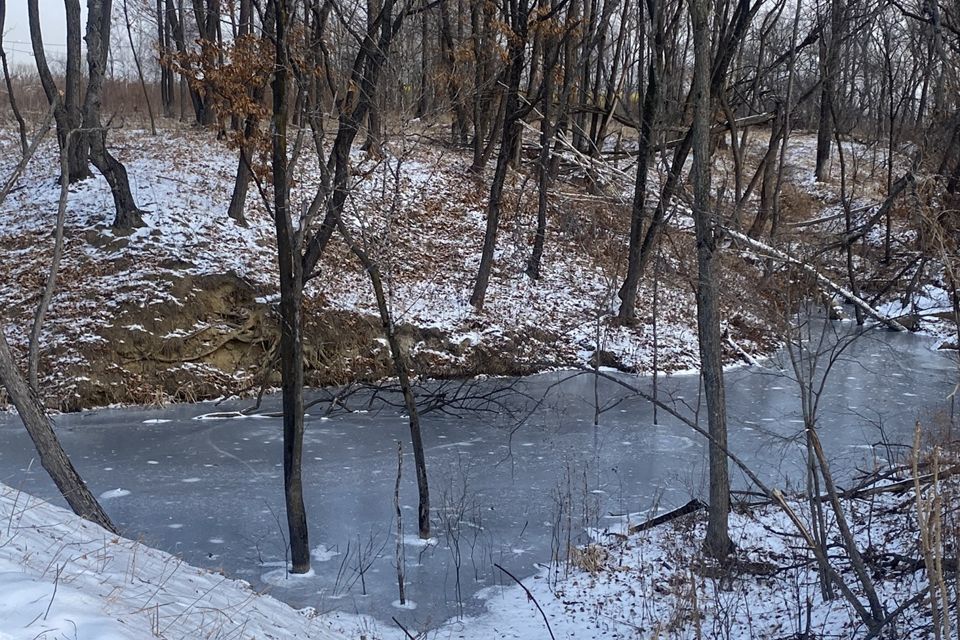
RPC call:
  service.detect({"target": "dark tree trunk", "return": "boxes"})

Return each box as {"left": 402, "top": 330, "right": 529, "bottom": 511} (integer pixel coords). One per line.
{"left": 271, "top": 0, "right": 311, "bottom": 575}
{"left": 747, "top": 111, "right": 784, "bottom": 238}
{"left": 438, "top": 0, "right": 468, "bottom": 144}
{"left": 84, "top": 0, "right": 144, "bottom": 229}
{"left": 226, "top": 0, "right": 262, "bottom": 225}
{"left": 470, "top": 0, "right": 528, "bottom": 309}
{"left": 618, "top": 0, "right": 662, "bottom": 321}
{"left": 815, "top": 0, "right": 841, "bottom": 182}
{"left": 228, "top": 149, "right": 253, "bottom": 226}
{"left": 338, "top": 222, "right": 432, "bottom": 539}
{"left": 526, "top": 20, "right": 554, "bottom": 280}
{"left": 415, "top": 9, "right": 430, "bottom": 118}
{"left": 469, "top": 0, "right": 496, "bottom": 172}
{"left": 362, "top": 0, "right": 384, "bottom": 154}
{"left": 227, "top": 81, "right": 266, "bottom": 225}
{"left": 166, "top": 0, "right": 211, "bottom": 125}
{"left": 28, "top": 0, "right": 90, "bottom": 183}
{"left": 689, "top": 0, "right": 731, "bottom": 560}
{"left": 63, "top": 0, "right": 91, "bottom": 181}
{"left": 0, "top": 331, "right": 117, "bottom": 534}
{"left": 0, "top": 0, "right": 28, "bottom": 155}
{"left": 157, "top": 0, "right": 175, "bottom": 117}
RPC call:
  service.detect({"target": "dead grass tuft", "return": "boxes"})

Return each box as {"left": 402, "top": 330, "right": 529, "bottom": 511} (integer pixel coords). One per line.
{"left": 569, "top": 544, "right": 609, "bottom": 574}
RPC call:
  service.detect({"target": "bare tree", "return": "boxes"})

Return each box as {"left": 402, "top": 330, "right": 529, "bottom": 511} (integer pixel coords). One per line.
{"left": 28, "top": 0, "right": 144, "bottom": 228}
{"left": 256, "top": 0, "right": 412, "bottom": 573}
{"left": 0, "top": 0, "right": 27, "bottom": 155}
{"left": 617, "top": 0, "right": 669, "bottom": 320}
{"left": 689, "top": 0, "right": 732, "bottom": 559}
{"left": 468, "top": 0, "right": 532, "bottom": 310}
{"left": 0, "top": 114, "right": 117, "bottom": 535}
{"left": 268, "top": 0, "right": 310, "bottom": 574}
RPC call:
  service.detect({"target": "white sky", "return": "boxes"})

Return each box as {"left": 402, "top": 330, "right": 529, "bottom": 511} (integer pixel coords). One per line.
{"left": 3, "top": 3, "right": 88, "bottom": 69}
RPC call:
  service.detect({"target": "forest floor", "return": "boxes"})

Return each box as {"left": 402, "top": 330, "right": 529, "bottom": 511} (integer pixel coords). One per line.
{"left": 389, "top": 461, "right": 951, "bottom": 640}
{"left": 0, "top": 122, "right": 956, "bottom": 409}
{"left": 1, "top": 457, "right": 952, "bottom": 639}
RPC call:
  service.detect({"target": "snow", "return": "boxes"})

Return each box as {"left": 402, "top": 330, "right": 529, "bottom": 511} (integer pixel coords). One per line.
{"left": 311, "top": 544, "right": 341, "bottom": 562}
{"left": 3, "top": 456, "right": 945, "bottom": 640}
{"left": 0, "top": 482, "right": 353, "bottom": 640}
{"left": 2, "top": 122, "right": 949, "bottom": 409}
{"left": 371, "top": 478, "right": 939, "bottom": 640}
{"left": 98, "top": 488, "right": 131, "bottom": 499}
{"left": 0, "top": 125, "right": 778, "bottom": 409}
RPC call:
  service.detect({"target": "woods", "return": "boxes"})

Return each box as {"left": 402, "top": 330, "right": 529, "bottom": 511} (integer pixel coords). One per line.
{"left": 0, "top": 0, "right": 959, "bottom": 636}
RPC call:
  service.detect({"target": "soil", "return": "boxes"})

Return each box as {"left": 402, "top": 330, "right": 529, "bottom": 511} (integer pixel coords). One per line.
{"left": 36, "top": 272, "right": 570, "bottom": 411}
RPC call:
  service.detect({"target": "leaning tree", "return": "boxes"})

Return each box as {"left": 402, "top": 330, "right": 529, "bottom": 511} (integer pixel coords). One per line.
{"left": 28, "top": 0, "right": 144, "bottom": 228}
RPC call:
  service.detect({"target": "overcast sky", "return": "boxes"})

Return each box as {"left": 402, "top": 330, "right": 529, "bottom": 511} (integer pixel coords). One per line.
{"left": 3, "top": 4, "right": 88, "bottom": 69}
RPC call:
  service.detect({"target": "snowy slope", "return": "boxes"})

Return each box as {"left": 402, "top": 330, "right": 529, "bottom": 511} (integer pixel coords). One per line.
{"left": 0, "top": 482, "right": 353, "bottom": 640}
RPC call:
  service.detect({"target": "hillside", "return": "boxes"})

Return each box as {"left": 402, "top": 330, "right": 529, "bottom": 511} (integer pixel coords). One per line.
{"left": 0, "top": 124, "right": 772, "bottom": 410}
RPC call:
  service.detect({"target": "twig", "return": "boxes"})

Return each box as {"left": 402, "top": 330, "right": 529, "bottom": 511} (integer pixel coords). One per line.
{"left": 43, "top": 563, "right": 63, "bottom": 620}
{"left": 391, "top": 616, "right": 417, "bottom": 640}
{"left": 627, "top": 498, "right": 706, "bottom": 535}
{"left": 494, "top": 562, "right": 557, "bottom": 640}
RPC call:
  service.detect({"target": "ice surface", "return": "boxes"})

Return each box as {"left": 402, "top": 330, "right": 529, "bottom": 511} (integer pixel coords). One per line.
{"left": 0, "top": 327, "right": 955, "bottom": 632}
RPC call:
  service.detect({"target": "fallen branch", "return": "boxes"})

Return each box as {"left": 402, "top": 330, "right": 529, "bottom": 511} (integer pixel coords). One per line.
{"left": 822, "top": 171, "right": 914, "bottom": 251}
{"left": 844, "top": 465, "right": 960, "bottom": 499}
{"left": 723, "top": 227, "right": 908, "bottom": 331}
{"left": 391, "top": 616, "right": 417, "bottom": 640}
{"left": 628, "top": 498, "right": 706, "bottom": 535}
{"left": 724, "top": 329, "right": 761, "bottom": 366}
{"left": 494, "top": 563, "right": 557, "bottom": 640}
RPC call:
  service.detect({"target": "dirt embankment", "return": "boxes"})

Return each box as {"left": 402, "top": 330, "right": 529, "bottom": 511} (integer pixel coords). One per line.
{"left": 43, "top": 272, "right": 564, "bottom": 411}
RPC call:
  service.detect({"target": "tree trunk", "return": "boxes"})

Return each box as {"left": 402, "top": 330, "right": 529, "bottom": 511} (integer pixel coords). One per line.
{"left": 157, "top": 0, "right": 175, "bottom": 117}
{"left": 470, "top": 3, "right": 527, "bottom": 309}
{"left": 228, "top": 148, "right": 253, "bottom": 226}
{"left": 814, "top": 0, "right": 841, "bottom": 183}
{"left": 618, "top": 4, "right": 662, "bottom": 321}
{"left": 689, "top": 0, "right": 731, "bottom": 560}
{"left": 166, "top": 0, "right": 210, "bottom": 125}
{"left": 28, "top": 0, "right": 90, "bottom": 183}
{"left": 84, "top": 0, "right": 144, "bottom": 229}
{"left": 469, "top": 0, "right": 496, "bottom": 172}
{"left": 415, "top": 8, "right": 430, "bottom": 118}
{"left": 362, "top": 0, "right": 384, "bottom": 154}
{"left": 438, "top": 0, "right": 468, "bottom": 144}
{"left": 0, "top": 0, "right": 28, "bottom": 155}
{"left": 271, "top": 0, "right": 311, "bottom": 575}
{"left": 338, "top": 221, "right": 432, "bottom": 539}
{"left": 0, "top": 332, "right": 117, "bottom": 533}
{"left": 526, "top": 0, "right": 562, "bottom": 280}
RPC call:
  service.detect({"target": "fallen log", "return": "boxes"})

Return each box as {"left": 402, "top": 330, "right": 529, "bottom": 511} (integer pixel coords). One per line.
{"left": 723, "top": 227, "right": 909, "bottom": 331}
{"left": 627, "top": 498, "right": 706, "bottom": 535}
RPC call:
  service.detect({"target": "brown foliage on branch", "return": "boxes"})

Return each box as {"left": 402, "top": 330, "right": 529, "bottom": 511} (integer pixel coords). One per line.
{"left": 166, "top": 35, "right": 274, "bottom": 173}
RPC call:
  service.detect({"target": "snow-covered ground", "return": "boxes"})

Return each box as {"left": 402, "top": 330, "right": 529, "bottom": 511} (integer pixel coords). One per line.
{"left": 0, "top": 125, "right": 779, "bottom": 409}
{"left": 0, "top": 123, "right": 955, "bottom": 639}
{"left": 0, "top": 481, "right": 357, "bottom": 639}
{"left": 2, "top": 462, "right": 945, "bottom": 640}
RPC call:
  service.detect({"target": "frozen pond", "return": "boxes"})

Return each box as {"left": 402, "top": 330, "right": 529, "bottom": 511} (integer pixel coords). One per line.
{"left": 0, "top": 323, "right": 957, "bottom": 631}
